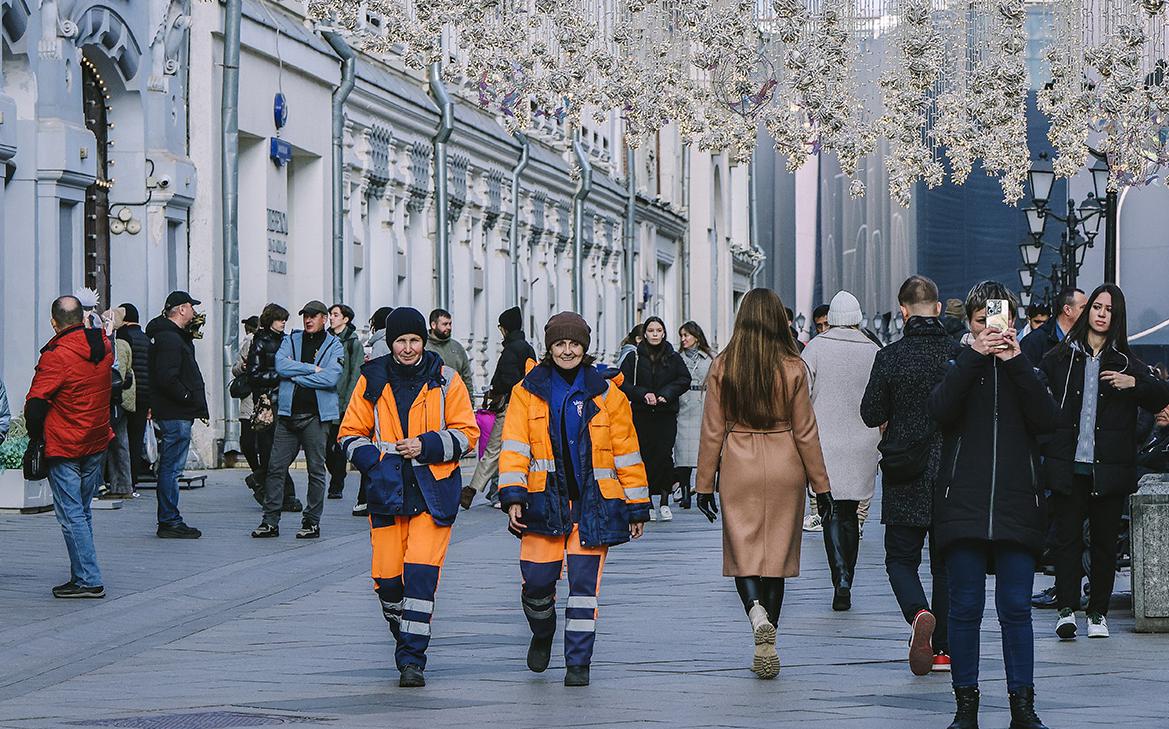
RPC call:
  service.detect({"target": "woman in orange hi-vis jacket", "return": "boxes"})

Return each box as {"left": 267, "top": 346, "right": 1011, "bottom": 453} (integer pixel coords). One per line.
{"left": 338, "top": 308, "right": 478, "bottom": 689}
{"left": 498, "top": 312, "right": 650, "bottom": 687}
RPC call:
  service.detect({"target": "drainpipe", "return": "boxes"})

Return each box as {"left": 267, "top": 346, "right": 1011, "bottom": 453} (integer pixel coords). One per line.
{"left": 680, "top": 143, "right": 690, "bottom": 321}
{"left": 624, "top": 145, "right": 637, "bottom": 329}
{"left": 572, "top": 129, "right": 592, "bottom": 314}
{"left": 220, "top": 0, "right": 242, "bottom": 456}
{"left": 509, "top": 132, "right": 530, "bottom": 309}
{"left": 748, "top": 155, "right": 761, "bottom": 288}
{"left": 323, "top": 32, "right": 357, "bottom": 304}
{"left": 429, "top": 61, "right": 454, "bottom": 310}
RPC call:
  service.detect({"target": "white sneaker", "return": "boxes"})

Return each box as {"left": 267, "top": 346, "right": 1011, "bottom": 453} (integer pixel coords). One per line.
{"left": 802, "top": 513, "right": 823, "bottom": 532}
{"left": 1087, "top": 613, "right": 1109, "bottom": 638}
{"left": 659, "top": 505, "right": 673, "bottom": 521}
{"left": 1056, "top": 609, "right": 1078, "bottom": 640}
{"left": 649, "top": 507, "right": 657, "bottom": 522}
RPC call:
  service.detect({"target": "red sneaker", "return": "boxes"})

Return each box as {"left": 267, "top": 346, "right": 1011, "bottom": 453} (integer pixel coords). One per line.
{"left": 931, "top": 652, "right": 952, "bottom": 672}
{"left": 909, "top": 609, "right": 936, "bottom": 676}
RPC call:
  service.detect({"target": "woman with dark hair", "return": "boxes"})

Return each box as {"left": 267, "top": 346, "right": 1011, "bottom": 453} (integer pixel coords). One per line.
{"left": 1039, "top": 284, "right": 1169, "bottom": 642}
{"left": 929, "top": 281, "right": 1058, "bottom": 729}
{"left": 617, "top": 324, "right": 643, "bottom": 368}
{"left": 674, "top": 321, "right": 713, "bottom": 509}
{"left": 620, "top": 316, "right": 691, "bottom": 521}
{"left": 694, "top": 288, "right": 832, "bottom": 679}
{"left": 246, "top": 303, "right": 299, "bottom": 512}
{"left": 368, "top": 306, "right": 394, "bottom": 360}
{"left": 498, "top": 312, "right": 650, "bottom": 686}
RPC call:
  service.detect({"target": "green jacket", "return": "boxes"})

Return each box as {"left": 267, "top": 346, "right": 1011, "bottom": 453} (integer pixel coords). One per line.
{"left": 425, "top": 334, "right": 475, "bottom": 392}
{"left": 335, "top": 324, "right": 365, "bottom": 412}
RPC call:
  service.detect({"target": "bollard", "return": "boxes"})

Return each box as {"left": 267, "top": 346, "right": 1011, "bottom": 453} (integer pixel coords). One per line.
{"left": 1131, "top": 473, "right": 1169, "bottom": 632}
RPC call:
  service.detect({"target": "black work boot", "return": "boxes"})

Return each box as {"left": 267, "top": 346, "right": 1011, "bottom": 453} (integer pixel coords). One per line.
{"left": 946, "top": 685, "right": 980, "bottom": 729}
{"left": 526, "top": 634, "right": 553, "bottom": 672}
{"left": 1008, "top": 686, "right": 1049, "bottom": 729}
{"left": 564, "top": 665, "right": 590, "bottom": 687}
{"left": 679, "top": 482, "right": 692, "bottom": 509}
{"left": 399, "top": 664, "right": 425, "bottom": 688}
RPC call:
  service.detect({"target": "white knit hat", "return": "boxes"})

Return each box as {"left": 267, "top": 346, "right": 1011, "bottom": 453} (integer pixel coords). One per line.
{"left": 827, "top": 290, "right": 863, "bottom": 327}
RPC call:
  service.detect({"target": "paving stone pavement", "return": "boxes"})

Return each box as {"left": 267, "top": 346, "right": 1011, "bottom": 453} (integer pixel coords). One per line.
{"left": 1, "top": 469, "right": 1166, "bottom": 729}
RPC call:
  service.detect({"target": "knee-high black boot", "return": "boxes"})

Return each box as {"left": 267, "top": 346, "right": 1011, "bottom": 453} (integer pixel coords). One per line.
{"left": 761, "top": 577, "right": 785, "bottom": 626}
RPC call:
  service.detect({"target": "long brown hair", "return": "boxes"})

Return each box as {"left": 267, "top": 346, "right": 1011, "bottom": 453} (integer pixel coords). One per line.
{"left": 720, "top": 288, "right": 801, "bottom": 428}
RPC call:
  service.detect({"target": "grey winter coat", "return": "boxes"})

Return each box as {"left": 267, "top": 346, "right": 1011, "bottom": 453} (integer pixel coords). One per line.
{"left": 368, "top": 329, "right": 389, "bottom": 360}
{"left": 801, "top": 327, "right": 881, "bottom": 502}
{"left": 426, "top": 334, "right": 475, "bottom": 392}
{"left": 674, "top": 348, "right": 712, "bottom": 467}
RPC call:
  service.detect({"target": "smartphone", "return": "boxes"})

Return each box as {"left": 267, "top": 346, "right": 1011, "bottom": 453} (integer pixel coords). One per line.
{"left": 986, "top": 299, "right": 1010, "bottom": 349}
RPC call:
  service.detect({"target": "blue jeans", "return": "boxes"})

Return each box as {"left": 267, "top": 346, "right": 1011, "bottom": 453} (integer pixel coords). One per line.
{"left": 947, "top": 540, "right": 1036, "bottom": 692}
{"left": 155, "top": 419, "right": 193, "bottom": 527}
{"left": 48, "top": 452, "right": 105, "bottom": 588}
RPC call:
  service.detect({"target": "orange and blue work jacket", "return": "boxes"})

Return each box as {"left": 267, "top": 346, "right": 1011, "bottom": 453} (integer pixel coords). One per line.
{"left": 338, "top": 351, "right": 478, "bottom": 526}
{"left": 499, "top": 361, "right": 650, "bottom": 547}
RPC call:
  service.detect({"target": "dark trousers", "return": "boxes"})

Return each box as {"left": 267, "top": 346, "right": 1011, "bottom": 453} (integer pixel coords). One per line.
{"left": 326, "top": 421, "right": 349, "bottom": 494}
{"left": 125, "top": 408, "right": 150, "bottom": 482}
{"left": 947, "top": 540, "right": 1035, "bottom": 692}
{"left": 239, "top": 419, "right": 261, "bottom": 473}
{"left": 825, "top": 499, "right": 860, "bottom": 589}
{"left": 633, "top": 411, "right": 677, "bottom": 508}
{"left": 885, "top": 524, "right": 949, "bottom": 652}
{"left": 1052, "top": 474, "right": 1126, "bottom": 616}
{"left": 262, "top": 414, "right": 328, "bottom": 526}
{"left": 734, "top": 576, "right": 785, "bottom": 626}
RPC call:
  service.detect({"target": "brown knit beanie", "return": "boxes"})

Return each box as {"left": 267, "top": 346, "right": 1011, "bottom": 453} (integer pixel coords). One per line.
{"left": 544, "top": 311, "right": 591, "bottom": 350}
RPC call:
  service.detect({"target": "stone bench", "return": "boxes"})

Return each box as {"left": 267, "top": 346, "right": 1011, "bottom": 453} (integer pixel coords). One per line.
{"left": 1132, "top": 473, "right": 1169, "bottom": 632}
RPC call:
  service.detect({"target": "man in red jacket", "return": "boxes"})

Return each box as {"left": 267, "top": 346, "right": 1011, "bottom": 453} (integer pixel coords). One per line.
{"left": 25, "top": 295, "right": 113, "bottom": 598}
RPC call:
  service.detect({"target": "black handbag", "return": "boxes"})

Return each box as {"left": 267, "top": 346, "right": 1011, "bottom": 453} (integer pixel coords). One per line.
{"left": 229, "top": 375, "right": 252, "bottom": 399}
{"left": 23, "top": 439, "right": 48, "bottom": 481}
{"left": 878, "top": 432, "right": 933, "bottom": 483}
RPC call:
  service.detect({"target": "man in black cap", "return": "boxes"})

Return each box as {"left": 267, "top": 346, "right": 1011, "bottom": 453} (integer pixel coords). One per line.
{"left": 145, "top": 291, "right": 207, "bottom": 539}
{"left": 118, "top": 302, "right": 153, "bottom": 482}
{"left": 251, "top": 300, "right": 343, "bottom": 540}
{"left": 462, "top": 306, "right": 536, "bottom": 508}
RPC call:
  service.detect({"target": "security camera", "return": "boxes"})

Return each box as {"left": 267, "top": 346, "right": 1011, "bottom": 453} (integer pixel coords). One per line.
{"left": 148, "top": 175, "right": 172, "bottom": 189}
{"left": 157, "top": 175, "right": 171, "bottom": 189}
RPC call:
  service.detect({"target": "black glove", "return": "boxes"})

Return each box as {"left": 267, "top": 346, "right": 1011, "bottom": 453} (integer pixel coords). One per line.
{"left": 696, "top": 492, "right": 719, "bottom": 523}
{"left": 815, "top": 491, "right": 835, "bottom": 525}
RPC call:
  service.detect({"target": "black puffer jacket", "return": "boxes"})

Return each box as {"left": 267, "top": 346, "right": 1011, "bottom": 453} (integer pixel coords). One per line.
{"left": 929, "top": 347, "right": 1058, "bottom": 557}
{"left": 247, "top": 328, "right": 285, "bottom": 394}
{"left": 489, "top": 329, "right": 537, "bottom": 403}
{"left": 860, "top": 317, "right": 959, "bottom": 527}
{"left": 146, "top": 316, "right": 208, "bottom": 421}
{"left": 619, "top": 340, "right": 691, "bottom": 415}
{"left": 117, "top": 323, "right": 152, "bottom": 407}
{"left": 1038, "top": 344, "right": 1169, "bottom": 496}
{"left": 1020, "top": 316, "right": 1062, "bottom": 367}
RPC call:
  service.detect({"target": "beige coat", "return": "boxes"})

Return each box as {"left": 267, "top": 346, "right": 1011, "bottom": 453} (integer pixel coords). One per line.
{"left": 696, "top": 357, "right": 830, "bottom": 577}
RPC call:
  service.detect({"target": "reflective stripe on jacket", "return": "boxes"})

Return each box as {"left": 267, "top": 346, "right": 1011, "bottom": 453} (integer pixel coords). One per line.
{"left": 499, "top": 360, "right": 651, "bottom": 547}
{"left": 338, "top": 353, "right": 478, "bottom": 526}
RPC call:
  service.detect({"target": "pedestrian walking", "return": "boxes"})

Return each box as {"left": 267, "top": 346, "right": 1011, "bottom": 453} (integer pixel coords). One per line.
{"left": 245, "top": 303, "right": 299, "bottom": 511}
{"left": 368, "top": 306, "right": 393, "bottom": 360}
{"left": 860, "top": 275, "right": 959, "bottom": 675}
{"left": 801, "top": 306, "right": 832, "bottom": 532}
{"left": 425, "top": 308, "right": 475, "bottom": 390}
{"left": 1037, "top": 284, "right": 1169, "bottom": 642}
{"left": 498, "top": 311, "right": 649, "bottom": 687}
{"left": 464, "top": 306, "right": 536, "bottom": 508}
{"left": 327, "top": 303, "right": 364, "bottom": 499}
{"left": 233, "top": 316, "right": 261, "bottom": 478}
{"left": 25, "top": 295, "right": 113, "bottom": 597}
{"left": 616, "top": 324, "right": 642, "bottom": 368}
{"left": 801, "top": 290, "right": 881, "bottom": 612}
{"left": 100, "top": 307, "right": 136, "bottom": 499}
{"left": 146, "top": 291, "right": 207, "bottom": 539}
{"left": 673, "top": 321, "right": 713, "bottom": 510}
{"left": 1021, "top": 287, "right": 1086, "bottom": 366}
{"left": 1019, "top": 303, "right": 1051, "bottom": 341}
{"left": 941, "top": 298, "right": 967, "bottom": 342}
{"left": 619, "top": 316, "right": 690, "bottom": 521}
{"left": 337, "top": 307, "right": 478, "bottom": 688}
{"left": 117, "top": 302, "right": 152, "bottom": 482}
{"left": 929, "top": 281, "right": 1058, "bottom": 729}
{"left": 812, "top": 304, "right": 831, "bottom": 337}
{"left": 251, "top": 300, "right": 343, "bottom": 540}
{"left": 694, "top": 288, "right": 832, "bottom": 679}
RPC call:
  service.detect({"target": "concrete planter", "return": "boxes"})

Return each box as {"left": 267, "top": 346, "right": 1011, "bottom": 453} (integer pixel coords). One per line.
{"left": 1132, "top": 474, "right": 1169, "bottom": 632}
{"left": 0, "top": 468, "right": 53, "bottom": 513}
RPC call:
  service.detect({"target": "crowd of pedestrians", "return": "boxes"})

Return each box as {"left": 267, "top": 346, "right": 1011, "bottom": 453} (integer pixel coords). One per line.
{"left": 10, "top": 272, "right": 1169, "bottom": 728}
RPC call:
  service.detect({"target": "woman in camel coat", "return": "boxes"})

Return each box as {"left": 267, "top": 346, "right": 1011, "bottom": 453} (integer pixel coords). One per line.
{"left": 695, "top": 288, "right": 832, "bottom": 680}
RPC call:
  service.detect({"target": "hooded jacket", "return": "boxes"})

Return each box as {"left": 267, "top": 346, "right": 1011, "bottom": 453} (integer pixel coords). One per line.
{"left": 489, "top": 329, "right": 537, "bottom": 403}
{"left": 500, "top": 360, "right": 651, "bottom": 547}
{"left": 425, "top": 334, "right": 475, "bottom": 392}
{"left": 334, "top": 323, "right": 365, "bottom": 412}
{"left": 338, "top": 350, "right": 478, "bottom": 526}
{"left": 928, "top": 346, "right": 1059, "bottom": 557}
{"left": 25, "top": 325, "right": 113, "bottom": 458}
{"left": 368, "top": 329, "right": 389, "bottom": 360}
{"left": 1038, "top": 343, "right": 1169, "bottom": 496}
{"left": 146, "top": 316, "right": 208, "bottom": 421}
{"left": 116, "top": 323, "right": 152, "bottom": 407}
{"left": 274, "top": 330, "right": 344, "bottom": 422}
{"left": 619, "top": 340, "right": 691, "bottom": 415}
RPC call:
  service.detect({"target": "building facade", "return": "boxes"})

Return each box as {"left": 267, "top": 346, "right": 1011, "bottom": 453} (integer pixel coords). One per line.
{"left": 1, "top": 0, "right": 751, "bottom": 465}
